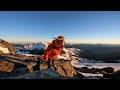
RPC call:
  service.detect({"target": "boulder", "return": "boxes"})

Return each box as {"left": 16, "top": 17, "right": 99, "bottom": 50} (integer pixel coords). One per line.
{"left": 0, "top": 60, "right": 14, "bottom": 72}
{"left": 55, "top": 66, "right": 67, "bottom": 76}
{"left": 61, "top": 60, "right": 76, "bottom": 77}
{"left": 27, "top": 59, "right": 76, "bottom": 77}
{"left": 81, "top": 67, "right": 96, "bottom": 73}
{"left": 53, "top": 59, "right": 76, "bottom": 77}
{"left": 0, "top": 54, "right": 77, "bottom": 78}
{"left": 103, "top": 67, "right": 114, "bottom": 73}
{"left": 24, "top": 59, "right": 76, "bottom": 77}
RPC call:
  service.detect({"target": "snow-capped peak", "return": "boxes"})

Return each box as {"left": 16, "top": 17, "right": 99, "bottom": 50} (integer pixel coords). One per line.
{"left": 24, "top": 42, "right": 49, "bottom": 50}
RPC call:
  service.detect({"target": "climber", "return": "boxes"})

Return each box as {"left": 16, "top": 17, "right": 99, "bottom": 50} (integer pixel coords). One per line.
{"left": 43, "top": 36, "right": 65, "bottom": 69}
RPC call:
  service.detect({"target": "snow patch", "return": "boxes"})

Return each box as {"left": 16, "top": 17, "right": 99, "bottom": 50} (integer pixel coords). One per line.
{"left": 58, "top": 48, "right": 81, "bottom": 60}
{"left": 71, "top": 59, "right": 120, "bottom": 71}
{"left": 81, "top": 72, "right": 103, "bottom": 78}
{"left": 0, "top": 46, "right": 10, "bottom": 53}
{"left": 19, "top": 54, "right": 37, "bottom": 56}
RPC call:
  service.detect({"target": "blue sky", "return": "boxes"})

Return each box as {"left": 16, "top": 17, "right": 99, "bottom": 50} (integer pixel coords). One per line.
{"left": 0, "top": 11, "right": 120, "bottom": 44}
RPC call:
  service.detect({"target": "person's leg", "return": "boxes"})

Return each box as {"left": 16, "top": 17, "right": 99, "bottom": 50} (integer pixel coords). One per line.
{"left": 50, "top": 58, "right": 53, "bottom": 68}
{"left": 52, "top": 59, "right": 56, "bottom": 70}
{"left": 52, "top": 59, "right": 55, "bottom": 67}
{"left": 47, "top": 58, "right": 50, "bottom": 68}
{"left": 48, "top": 58, "right": 52, "bottom": 69}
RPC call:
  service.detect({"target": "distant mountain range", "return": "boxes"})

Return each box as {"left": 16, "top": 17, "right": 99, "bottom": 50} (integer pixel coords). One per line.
{"left": 1, "top": 39, "right": 120, "bottom": 63}
{"left": 24, "top": 42, "right": 49, "bottom": 50}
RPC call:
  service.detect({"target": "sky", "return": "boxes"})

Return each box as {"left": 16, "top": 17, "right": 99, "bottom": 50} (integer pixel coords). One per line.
{"left": 0, "top": 11, "right": 120, "bottom": 44}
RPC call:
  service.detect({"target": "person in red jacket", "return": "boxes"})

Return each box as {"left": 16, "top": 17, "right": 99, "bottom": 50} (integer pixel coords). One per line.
{"left": 43, "top": 36, "right": 65, "bottom": 69}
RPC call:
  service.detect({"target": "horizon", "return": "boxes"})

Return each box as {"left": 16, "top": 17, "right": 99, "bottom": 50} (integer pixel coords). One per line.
{"left": 4, "top": 38, "right": 120, "bottom": 45}
{"left": 0, "top": 11, "right": 120, "bottom": 44}
{"left": 7, "top": 39, "right": 120, "bottom": 45}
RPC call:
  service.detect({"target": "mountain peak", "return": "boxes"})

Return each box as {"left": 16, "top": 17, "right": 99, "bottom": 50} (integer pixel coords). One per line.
{"left": 0, "top": 39, "right": 16, "bottom": 54}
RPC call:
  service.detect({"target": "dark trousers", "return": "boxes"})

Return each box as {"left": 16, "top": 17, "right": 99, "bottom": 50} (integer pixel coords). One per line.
{"left": 48, "top": 58, "right": 54, "bottom": 68}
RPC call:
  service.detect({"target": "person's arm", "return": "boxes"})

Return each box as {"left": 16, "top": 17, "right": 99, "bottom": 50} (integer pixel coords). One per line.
{"left": 43, "top": 45, "right": 51, "bottom": 62}
{"left": 43, "top": 51, "right": 49, "bottom": 62}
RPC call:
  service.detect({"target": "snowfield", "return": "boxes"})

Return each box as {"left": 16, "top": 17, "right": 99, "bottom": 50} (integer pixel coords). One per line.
{"left": 71, "top": 59, "right": 120, "bottom": 79}
{"left": 71, "top": 59, "right": 120, "bottom": 71}
{"left": 58, "top": 48, "right": 82, "bottom": 60}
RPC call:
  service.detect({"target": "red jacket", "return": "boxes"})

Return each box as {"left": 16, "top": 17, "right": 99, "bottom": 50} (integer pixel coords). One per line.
{"left": 44, "top": 40, "right": 64, "bottom": 61}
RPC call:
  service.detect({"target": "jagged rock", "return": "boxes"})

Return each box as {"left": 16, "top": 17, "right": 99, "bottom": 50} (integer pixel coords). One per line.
{"left": 0, "top": 54, "right": 76, "bottom": 78}
{"left": 0, "top": 54, "right": 33, "bottom": 70}
{"left": 27, "top": 59, "right": 76, "bottom": 77}
{"left": 7, "top": 69, "right": 62, "bottom": 79}
{"left": 0, "top": 60, "right": 14, "bottom": 72}
{"left": 103, "top": 67, "right": 114, "bottom": 73}
{"left": 54, "top": 59, "right": 76, "bottom": 77}
{"left": 62, "top": 60, "right": 76, "bottom": 77}
{"left": 55, "top": 66, "right": 66, "bottom": 76}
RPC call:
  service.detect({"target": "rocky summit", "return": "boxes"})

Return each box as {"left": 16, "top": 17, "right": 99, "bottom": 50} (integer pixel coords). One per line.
{"left": 0, "top": 54, "right": 79, "bottom": 79}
